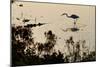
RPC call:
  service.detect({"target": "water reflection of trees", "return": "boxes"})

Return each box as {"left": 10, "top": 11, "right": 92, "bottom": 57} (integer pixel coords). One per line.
{"left": 12, "top": 25, "right": 96, "bottom": 66}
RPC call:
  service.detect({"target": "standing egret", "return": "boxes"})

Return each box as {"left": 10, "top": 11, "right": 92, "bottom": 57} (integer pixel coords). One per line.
{"left": 61, "top": 13, "right": 79, "bottom": 28}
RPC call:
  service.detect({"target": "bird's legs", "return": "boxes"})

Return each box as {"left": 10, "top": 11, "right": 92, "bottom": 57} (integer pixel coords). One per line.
{"left": 73, "top": 19, "right": 77, "bottom": 28}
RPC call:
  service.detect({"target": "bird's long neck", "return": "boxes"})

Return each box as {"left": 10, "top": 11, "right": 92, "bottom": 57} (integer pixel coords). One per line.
{"left": 65, "top": 14, "right": 70, "bottom": 18}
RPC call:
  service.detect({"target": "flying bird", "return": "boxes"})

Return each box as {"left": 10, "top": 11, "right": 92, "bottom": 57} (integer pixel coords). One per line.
{"left": 61, "top": 13, "right": 79, "bottom": 28}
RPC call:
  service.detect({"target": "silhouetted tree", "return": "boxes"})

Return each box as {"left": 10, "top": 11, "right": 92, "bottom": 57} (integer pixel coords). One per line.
{"left": 12, "top": 25, "right": 95, "bottom": 66}
{"left": 65, "top": 36, "right": 96, "bottom": 63}
{"left": 12, "top": 25, "right": 34, "bottom": 66}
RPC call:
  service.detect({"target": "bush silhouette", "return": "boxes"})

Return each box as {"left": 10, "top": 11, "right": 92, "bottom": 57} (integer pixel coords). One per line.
{"left": 12, "top": 25, "right": 96, "bottom": 66}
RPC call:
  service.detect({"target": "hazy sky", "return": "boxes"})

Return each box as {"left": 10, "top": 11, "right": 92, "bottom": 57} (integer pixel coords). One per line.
{"left": 12, "top": 1, "right": 95, "bottom": 54}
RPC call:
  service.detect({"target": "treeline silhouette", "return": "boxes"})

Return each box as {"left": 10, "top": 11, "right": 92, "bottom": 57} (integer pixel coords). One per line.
{"left": 12, "top": 25, "right": 95, "bottom": 66}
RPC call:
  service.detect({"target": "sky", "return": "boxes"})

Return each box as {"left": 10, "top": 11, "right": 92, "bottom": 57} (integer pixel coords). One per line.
{"left": 12, "top": 1, "right": 96, "bottom": 54}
